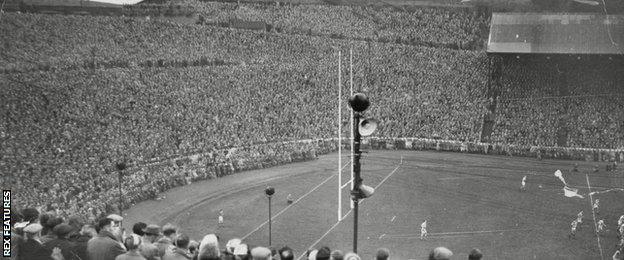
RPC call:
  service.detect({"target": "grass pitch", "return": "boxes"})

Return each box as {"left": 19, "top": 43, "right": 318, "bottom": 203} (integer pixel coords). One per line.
{"left": 124, "top": 150, "right": 624, "bottom": 259}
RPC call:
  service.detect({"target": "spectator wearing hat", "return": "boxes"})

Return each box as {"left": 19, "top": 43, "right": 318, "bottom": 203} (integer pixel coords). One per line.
{"left": 116, "top": 234, "right": 147, "bottom": 260}
{"left": 330, "top": 250, "right": 344, "bottom": 260}
{"left": 43, "top": 224, "right": 78, "bottom": 260}
{"left": 88, "top": 218, "right": 127, "bottom": 260}
{"left": 225, "top": 238, "right": 242, "bottom": 255}
{"left": 468, "top": 248, "right": 483, "bottom": 260}
{"left": 279, "top": 246, "right": 294, "bottom": 260}
{"left": 18, "top": 223, "right": 52, "bottom": 260}
{"left": 156, "top": 223, "right": 178, "bottom": 257}
{"left": 428, "top": 247, "right": 453, "bottom": 260}
{"left": 251, "top": 246, "right": 272, "bottom": 260}
{"left": 140, "top": 224, "right": 162, "bottom": 260}
{"left": 375, "top": 248, "right": 390, "bottom": 260}
{"left": 233, "top": 243, "right": 250, "bottom": 260}
{"left": 163, "top": 234, "right": 192, "bottom": 260}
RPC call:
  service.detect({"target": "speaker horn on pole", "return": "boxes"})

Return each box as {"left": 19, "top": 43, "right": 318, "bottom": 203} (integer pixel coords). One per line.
{"left": 358, "top": 118, "right": 378, "bottom": 137}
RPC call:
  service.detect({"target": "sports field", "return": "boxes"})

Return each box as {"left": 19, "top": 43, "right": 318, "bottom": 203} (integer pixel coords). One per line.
{"left": 124, "top": 150, "right": 624, "bottom": 259}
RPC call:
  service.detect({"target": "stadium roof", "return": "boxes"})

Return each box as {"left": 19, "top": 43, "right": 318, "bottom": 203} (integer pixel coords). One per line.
{"left": 487, "top": 13, "right": 624, "bottom": 55}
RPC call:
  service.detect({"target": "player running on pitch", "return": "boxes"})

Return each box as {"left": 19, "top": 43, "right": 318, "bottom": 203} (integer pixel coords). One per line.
{"left": 218, "top": 209, "right": 224, "bottom": 226}
{"left": 593, "top": 199, "right": 600, "bottom": 214}
{"left": 569, "top": 219, "right": 578, "bottom": 239}
{"left": 420, "top": 220, "right": 428, "bottom": 240}
{"left": 577, "top": 211, "right": 583, "bottom": 230}
{"left": 520, "top": 175, "right": 527, "bottom": 191}
{"left": 287, "top": 194, "right": 293, "bottom": 204}
{"left": 597, "top": 219, "right": 606, "bottom": 235}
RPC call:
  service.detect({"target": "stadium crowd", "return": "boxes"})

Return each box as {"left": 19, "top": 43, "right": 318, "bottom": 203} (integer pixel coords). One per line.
{"left": 10, "top": 207, "right": 492, "bottom": 260}
{"left": 190, "top": 2, "right": 489, "bottom": 50}
{"left": 492, "top": 56, "right": 624, "bottom": 149}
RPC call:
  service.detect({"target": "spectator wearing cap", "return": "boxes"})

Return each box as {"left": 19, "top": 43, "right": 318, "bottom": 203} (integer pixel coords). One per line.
{"left": 279, "top": 246, "right": 294, "bottom": 260}
{"left": 140, "top": 224, "right": 162, "bottom": 260}
{"left": 163, "top": 234, "right": 192, "bottom": 260}
{"left": 468, "top": 248, "right": 482, "bottom": 260}
{"left": 156, "top": 223, "right": 178, "bottom": 257}
{"left": 330, "top": 250, "right": 343, "bottom": 260}
{"left": 375, "top": 248, "right": 390, "bottom": 260}
{"left": 72, "top": 224, "right": 97, "bottom": 260}
{"left": 43, "top": 224, "right": 78, "bottom": 260}
{"left": 225, "top": 238, "right": 242, "bottom": 255}
{"left": 428, "top": 247, "right": 453, "bottom": 260}
{"left": 88, "top": 218, "right": 127, "bottom": 260}
{"left": 116, "top": 234, "right": 147, "bottom": 260}
{"left": 251, "top": 246, "right": 272, "bottom": 260}
{"left": 108, "top": 214, "right": 124, "bottom": 241}
{"left": 233, "top": 243, "right": 250, "bottom": 260}
{"left": 18, "top": 223, "right": 53, "bottom": 260}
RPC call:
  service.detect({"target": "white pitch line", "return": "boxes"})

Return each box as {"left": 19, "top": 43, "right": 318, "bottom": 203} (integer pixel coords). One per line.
{"left": 585, "top": 174, "right": 604, "bottom": 260}
{"left": 296, "top": 164, "right": 402, "bottom": 259}
{"left": 241, "top": 162, "right": 350, "bottom": 240}
{"left": 296, "top": 220, "right": 343, "bottom": 260}
{"left": 437, "top": 176, "right": 488, "bottom": 180}
{"left": 384, "top": 228, "right": 534, "bottom": 238}
{"left": 391, "top": 216, "right": 396, "bottom": 222}
{"left": 378, "top": 234, "right": 386, "bottom": 239}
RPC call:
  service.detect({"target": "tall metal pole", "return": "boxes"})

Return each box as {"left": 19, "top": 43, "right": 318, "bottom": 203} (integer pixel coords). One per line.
{"left": 338, "top": 50, "right": 342, "bottom": 222}
{"left": 118, "top": 170, "right": 123, "bottom": 217}
{"left": 268, "top": 196, "right": 272, "bottom": 246}
{"left": 349, "top": 47, "right": 354, "bottom": 209}
{"left": 352, "top": 112, "right": 362, "bottom": 254}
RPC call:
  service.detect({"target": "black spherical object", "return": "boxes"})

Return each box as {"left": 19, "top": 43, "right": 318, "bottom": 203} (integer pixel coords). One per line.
{"left": 265, "top": 186, "right": 275, "bottom": 196}
{"left": 116, "top": 162, "right": 127, "bottom": 171}
{"left": 348, "top": 93, "right": 370, "bottom": 112}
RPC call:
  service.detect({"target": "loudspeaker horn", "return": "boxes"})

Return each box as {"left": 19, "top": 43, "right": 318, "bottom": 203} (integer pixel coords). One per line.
{"left": 358, "top": 118, "right": 378, "bottom": 137}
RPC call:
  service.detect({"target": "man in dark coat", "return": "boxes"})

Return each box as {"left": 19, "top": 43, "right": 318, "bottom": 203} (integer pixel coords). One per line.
{"left": 87, "top": 217, "right": 127, "bottom": 260}
{"left": 18, "top": 223, "right": 54, "bottom": 260}
{"left": 43, "top": 224, "right": 79, "bottom": 260}
{"left": 71, "top": 224, "right": 97, "bottom": 260}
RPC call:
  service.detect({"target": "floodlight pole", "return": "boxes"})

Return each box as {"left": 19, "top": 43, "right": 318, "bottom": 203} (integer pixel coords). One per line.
{"left": 352, "top": 112, "right": 363, "bottom": 254}
{"left": 268, "top": 195, "right": 272, "bottom": 246}
{"left": 118, "top": 169, "right": 123, "bottom": 217}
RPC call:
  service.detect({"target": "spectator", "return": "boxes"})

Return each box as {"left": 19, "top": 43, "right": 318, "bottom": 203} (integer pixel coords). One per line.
{"left": 279, "top": 246, "right": 294, "bottom": 260}
{"left": 198, "top": 234, "right": 220, "bottom": 260}
{"left": 316, "top": 247, "right": 331, "bottom": 260}
{"left": 88, "top": 218, "right": 127, "bottom": 260}
{"left": 156, "top": 223, "right": 178, "bottom": 257}
{"left": 468, "top": 248, "right": 483, "bottom": 260}
{"left": 429, "top": 247, "right": 453, "bottom": 260}
{"left": 140, "top": 225, "right": 162, "bottom": 260}
{"left": 343, "top": 252, "right": 361, "bottom": 260}
{"left": 251, "top": 247, "right": 272, "bottom": 260}
{"left": 43, "top": 224, "right": 78, "bottom": 260}
{"left": 163, "top": 234, "right": 192, "bottom": 260}
{"left": 375, "top": 248, "right": 390, "bottom": 260}
{"left": 330, "top": 250, "right": 344, "bottom": 260}
{"left": 18, "top": 223, "right": 53, "bottom": 260}
{"left": 41, "top": 217, "right": 64, "bottom": 244}
{"left": 133, "top": 222, "right": 148, "bottom": 237}
{"left": 116, "top": 234, "right": 147, "bottom": 260}
{"left": 72, "top": 224, "right": 97, "bottom": 260}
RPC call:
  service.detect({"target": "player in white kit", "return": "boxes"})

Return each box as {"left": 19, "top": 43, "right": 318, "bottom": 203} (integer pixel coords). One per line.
{"left": 597, "top": 219, "right": 606, "bottom": 235}
{"left": 569, "top": 220, "right": 578, "bottom": 239}
{"left": 218, "top": 209, "right": 224, "bottom": 226}
{"left": 593, "top": 199, "right": 600, "bottom": 215}
{"left": 420, "top": 220, "right": 428, "bottom": 240}
{"left": 577, "top": 211, "right": 583, "bottom": 230}
{"left": 520, "top": 176, "right": 527, "bottom": 191}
